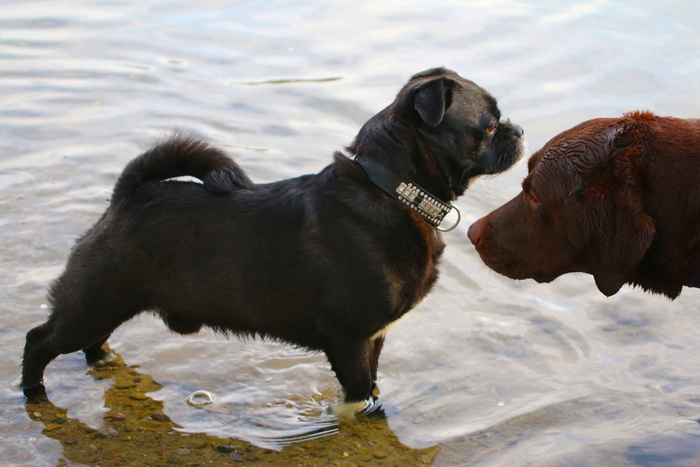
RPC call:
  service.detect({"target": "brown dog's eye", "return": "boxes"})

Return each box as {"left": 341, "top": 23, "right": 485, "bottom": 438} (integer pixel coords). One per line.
{"left": 486, "top": 127, "right": 496, "bottom": 135}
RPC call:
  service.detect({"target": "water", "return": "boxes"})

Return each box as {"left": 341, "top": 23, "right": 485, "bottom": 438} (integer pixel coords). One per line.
{"left": 2, "top": 0, "right": 700, "bottom": 465}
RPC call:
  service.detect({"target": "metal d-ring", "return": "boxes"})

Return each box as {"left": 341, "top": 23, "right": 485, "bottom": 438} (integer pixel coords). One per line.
{"left": 436, "top": 204, "right": 461, "bottom": 232}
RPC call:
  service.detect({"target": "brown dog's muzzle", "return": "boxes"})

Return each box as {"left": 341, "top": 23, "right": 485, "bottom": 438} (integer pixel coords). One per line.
{"left": 467, "top": 218, "right": 484, "bottom": 246}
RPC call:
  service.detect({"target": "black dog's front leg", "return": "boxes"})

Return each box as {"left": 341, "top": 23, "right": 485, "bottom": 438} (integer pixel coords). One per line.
{"left": 369, "top": 334, "right": 385, "bottom": 386}
{"left": 323, "top": 334, "right": 374, "bottom": 403}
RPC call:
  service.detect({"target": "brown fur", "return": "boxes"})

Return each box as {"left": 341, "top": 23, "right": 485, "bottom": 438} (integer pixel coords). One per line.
{"left": 469, "top": 111, "right": 700, "bottom": 298}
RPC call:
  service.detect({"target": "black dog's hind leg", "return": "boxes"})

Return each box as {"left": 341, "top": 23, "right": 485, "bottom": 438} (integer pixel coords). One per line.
{"left": 22, "top": 307, "right": 128, "bottom": 400}
{"left": 21, "top": 323, "right": 55, "bottom": 402}
{"left": 83, "top": 332, "right": 115, "bottom": 365}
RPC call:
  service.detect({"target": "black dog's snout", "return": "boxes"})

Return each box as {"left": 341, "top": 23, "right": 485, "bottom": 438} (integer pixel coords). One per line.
{"left": 499, "top": 120, "right": 524, "bottom": 138}
{"left": 512, "top": 124, "right": 524, "bottom": 138}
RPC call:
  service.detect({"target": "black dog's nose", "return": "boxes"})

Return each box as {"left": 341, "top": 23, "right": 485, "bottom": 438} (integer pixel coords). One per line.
{"left": 512, "top": 124, "right": 524, "bottom": 138}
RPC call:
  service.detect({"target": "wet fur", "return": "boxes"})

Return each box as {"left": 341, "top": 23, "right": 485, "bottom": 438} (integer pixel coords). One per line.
{"left": 22, "top": 68, "right": 524, "bottom": 404}
{"left": 469, "top": 111, "right": 700, "bottom": 299}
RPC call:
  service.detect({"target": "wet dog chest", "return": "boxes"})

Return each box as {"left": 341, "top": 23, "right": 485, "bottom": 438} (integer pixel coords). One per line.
{"left": 380, "top": 219, "right": 445, "bottom": 313}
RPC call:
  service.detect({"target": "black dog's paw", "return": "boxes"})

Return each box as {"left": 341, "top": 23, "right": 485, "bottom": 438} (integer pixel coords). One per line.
{"left": 332, "top": 396, "right": 389, "bottom": 420}
{"left": 85, "top": 348, "right": 118, "bottom": 367}
{"left": 359, "top": 397, "right": 387, "bottom": 419}
{"left": 23, "top": 383, "right": 49, "bottom": 404}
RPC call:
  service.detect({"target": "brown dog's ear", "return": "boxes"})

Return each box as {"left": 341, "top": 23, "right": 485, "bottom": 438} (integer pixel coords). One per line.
{"left": 413, "top": 78, "right": 448, "bottom": 127}
{"left": 585, "top": 127, "right": 656, "bottom": 296}
{"left": 592, "top": 209, "right": 655, "bottom": 296}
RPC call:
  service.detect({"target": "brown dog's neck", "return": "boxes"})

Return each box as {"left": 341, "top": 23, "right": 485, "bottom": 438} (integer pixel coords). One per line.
{"left": 353, "top": 155, "right": 461, "bottom": 231}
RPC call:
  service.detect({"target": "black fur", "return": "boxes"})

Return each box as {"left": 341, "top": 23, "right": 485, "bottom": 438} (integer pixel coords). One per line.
{"left": 22, "top": 68, "right": 524, "bottom": 407}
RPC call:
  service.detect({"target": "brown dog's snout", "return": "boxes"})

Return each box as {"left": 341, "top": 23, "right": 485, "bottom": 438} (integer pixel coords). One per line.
{"left": 467, "top": 218, "right": 484, "bottom": 246}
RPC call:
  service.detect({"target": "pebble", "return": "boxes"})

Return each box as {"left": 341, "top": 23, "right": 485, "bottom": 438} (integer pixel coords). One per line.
{"left": 216, "top": 445, "right": 236, "bottom": 454}
{"left": 129, "top": 392, "right": 148, "bottom": 401}
{"left": 229, "top": 452, "right": 245, "bottom": 462}
{"left": 150, "top": 412, "right": 169, "bottom": 422}
{"left": 372, "top": 449, "right": 389, "bottom": 459}
{"left": 174, "top": 448, "right": 191, "bottom": 456}
{"left": 44, "top": 423, "right": 62, "bottom": 432}
{"left": 186, "top": 439, "right": 209, "bottom": 449}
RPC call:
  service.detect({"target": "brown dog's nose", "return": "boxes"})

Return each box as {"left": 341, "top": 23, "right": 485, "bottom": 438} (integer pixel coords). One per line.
{"left": 467, "top": 219, "right": 483, "bottom": 246}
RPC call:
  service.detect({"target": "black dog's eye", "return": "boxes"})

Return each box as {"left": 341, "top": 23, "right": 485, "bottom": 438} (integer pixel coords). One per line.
{"left": 477, "top": 115, "right": 498, "bottom": 135}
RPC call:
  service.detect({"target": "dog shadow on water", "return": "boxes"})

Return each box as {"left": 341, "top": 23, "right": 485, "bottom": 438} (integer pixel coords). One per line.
{"left": 24, "top": 346, "right": 441, "bottom": 466}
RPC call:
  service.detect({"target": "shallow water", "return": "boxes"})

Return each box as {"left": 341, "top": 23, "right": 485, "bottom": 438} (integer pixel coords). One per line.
{"left": 2, "top": 0, "right": 700, "bottom": 465}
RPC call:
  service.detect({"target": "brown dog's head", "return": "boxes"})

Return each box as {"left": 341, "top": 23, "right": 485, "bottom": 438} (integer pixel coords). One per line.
{"left": 468, "top": 111, "right": 700, "bottom": 299}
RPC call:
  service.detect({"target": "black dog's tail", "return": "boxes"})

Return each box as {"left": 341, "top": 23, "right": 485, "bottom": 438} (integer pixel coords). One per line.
{"left": 111, "top": 131, "right": 253, "bottom": 206}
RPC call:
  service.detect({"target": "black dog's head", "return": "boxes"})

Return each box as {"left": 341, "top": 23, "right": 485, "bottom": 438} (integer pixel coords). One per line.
{"left": 348, "top": 67, "right": 524, "bottom": 200}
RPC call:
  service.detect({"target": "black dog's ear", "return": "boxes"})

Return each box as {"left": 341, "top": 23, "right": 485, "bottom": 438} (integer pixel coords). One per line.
{"left": 413, "top": 78, "right": 449, "bottom": 127}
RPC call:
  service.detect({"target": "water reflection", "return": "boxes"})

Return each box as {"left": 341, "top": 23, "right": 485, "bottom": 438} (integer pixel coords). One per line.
{"left": 25, "top": 348, "right": 440, "bottom": 465}
{"left": 437, "top": 398, "right": 700, "bottom": 466}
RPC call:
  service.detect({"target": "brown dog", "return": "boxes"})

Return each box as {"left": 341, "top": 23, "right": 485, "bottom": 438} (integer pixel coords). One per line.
{"left": 22, "top": 68, "right": 524, "bottom": 408}
{"left": 468, "top": 111, "right": 700, "bottom": 299}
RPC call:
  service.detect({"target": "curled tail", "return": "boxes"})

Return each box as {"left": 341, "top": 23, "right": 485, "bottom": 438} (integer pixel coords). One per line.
{"left": 111, "top": 131, "right": 253, "bottom": 206}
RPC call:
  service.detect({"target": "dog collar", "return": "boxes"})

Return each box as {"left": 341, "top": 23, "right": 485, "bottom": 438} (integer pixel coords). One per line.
{"left": 355, "top": 157, "right": 461, "bottom": 232}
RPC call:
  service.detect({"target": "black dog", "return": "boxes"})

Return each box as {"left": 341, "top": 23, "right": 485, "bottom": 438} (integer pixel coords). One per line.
{"left": 22, "top": 68, "right": 524, "bottom": 408}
